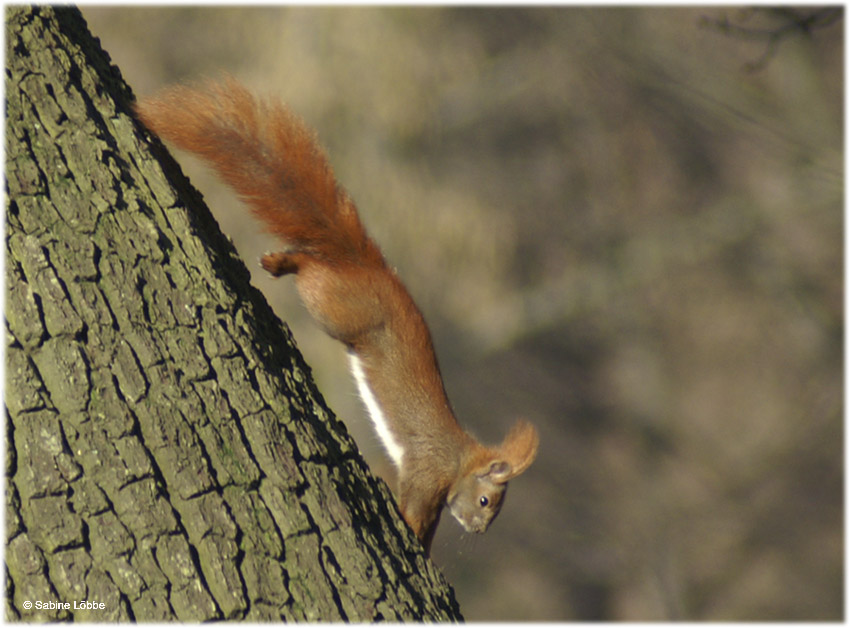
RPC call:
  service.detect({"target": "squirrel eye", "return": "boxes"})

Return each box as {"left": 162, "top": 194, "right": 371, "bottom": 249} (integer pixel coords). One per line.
{"left": 479, "top": 496, "right": 489, "bottom": 507}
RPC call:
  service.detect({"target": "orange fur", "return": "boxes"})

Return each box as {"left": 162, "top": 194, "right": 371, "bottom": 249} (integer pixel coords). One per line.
{"left": 135, "top": 78, "right": 539, "bottom": 556}
{"left": 135, "top": 77, "right": 383, "bottom": 268}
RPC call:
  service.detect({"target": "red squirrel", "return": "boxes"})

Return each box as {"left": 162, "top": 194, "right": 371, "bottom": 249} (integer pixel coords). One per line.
{"left": 135, "top": 77, "right": 539, "bottom": 555}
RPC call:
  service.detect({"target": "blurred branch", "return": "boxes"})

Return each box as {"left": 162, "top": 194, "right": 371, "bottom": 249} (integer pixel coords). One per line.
{"left": 700, "top": 7, "right": 842, "bottom": 71}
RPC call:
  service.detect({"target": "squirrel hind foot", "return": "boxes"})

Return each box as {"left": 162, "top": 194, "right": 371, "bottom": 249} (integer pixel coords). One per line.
{"left": 260, "top": 251, "right": 301, "bottom": 277}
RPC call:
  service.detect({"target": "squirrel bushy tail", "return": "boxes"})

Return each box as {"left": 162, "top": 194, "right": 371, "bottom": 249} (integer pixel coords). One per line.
{"left": 135, "top": 77, "right": 384, "bottom": 268}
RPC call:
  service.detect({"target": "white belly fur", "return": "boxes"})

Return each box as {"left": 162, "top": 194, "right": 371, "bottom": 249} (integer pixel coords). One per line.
{"left": 348, "top": 352, "right": 405, "bottom": 468}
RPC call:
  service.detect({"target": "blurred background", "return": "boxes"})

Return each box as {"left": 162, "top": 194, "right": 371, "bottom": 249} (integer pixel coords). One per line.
{"left": 83, "top": 7, "right": 842, "bottom": 620}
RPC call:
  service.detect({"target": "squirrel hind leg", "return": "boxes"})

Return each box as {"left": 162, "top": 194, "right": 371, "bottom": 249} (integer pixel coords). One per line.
{"left": 260, "top": 251, "right": 302, "bottom": 277}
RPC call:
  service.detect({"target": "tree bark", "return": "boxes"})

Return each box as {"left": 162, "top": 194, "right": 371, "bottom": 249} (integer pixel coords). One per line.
{"left": 4, "top": 5, "right": 462, "bottom": 622}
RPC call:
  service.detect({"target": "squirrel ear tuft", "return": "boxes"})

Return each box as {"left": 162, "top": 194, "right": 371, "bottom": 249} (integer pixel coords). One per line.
{"left": 494, "top": 419, "right": 539, "bottom": 482}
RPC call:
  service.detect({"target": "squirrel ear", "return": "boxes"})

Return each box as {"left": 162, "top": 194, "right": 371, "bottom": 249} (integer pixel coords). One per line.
{"left": 478, "top": 460, "right": 512, "bottom": 482}
{"left": 494, "top": 419, "right": 539, "bottom": 482}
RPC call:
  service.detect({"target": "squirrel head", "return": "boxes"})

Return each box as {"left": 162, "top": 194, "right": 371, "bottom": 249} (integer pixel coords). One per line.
{"left": 446, "top": 419, "right": 539, "bottom": 534}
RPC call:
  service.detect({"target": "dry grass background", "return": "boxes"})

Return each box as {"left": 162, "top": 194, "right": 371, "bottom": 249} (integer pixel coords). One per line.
{"left": 83, "top": 7, "right": 842, "bottom": 620}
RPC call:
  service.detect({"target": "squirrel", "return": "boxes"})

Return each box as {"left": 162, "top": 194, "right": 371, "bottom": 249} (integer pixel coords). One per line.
{"left": 134, "top": 77, "right": 539, "bottom": 556}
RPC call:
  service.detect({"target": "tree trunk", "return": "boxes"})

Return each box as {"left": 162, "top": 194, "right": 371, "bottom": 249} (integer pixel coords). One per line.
{"left": 4, "top": 5, "right": 461, "bottom": 622}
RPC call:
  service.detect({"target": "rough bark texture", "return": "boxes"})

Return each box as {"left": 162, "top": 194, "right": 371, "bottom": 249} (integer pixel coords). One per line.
{"left": 4, "top": 5, "right": 462, "bottom": 621}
